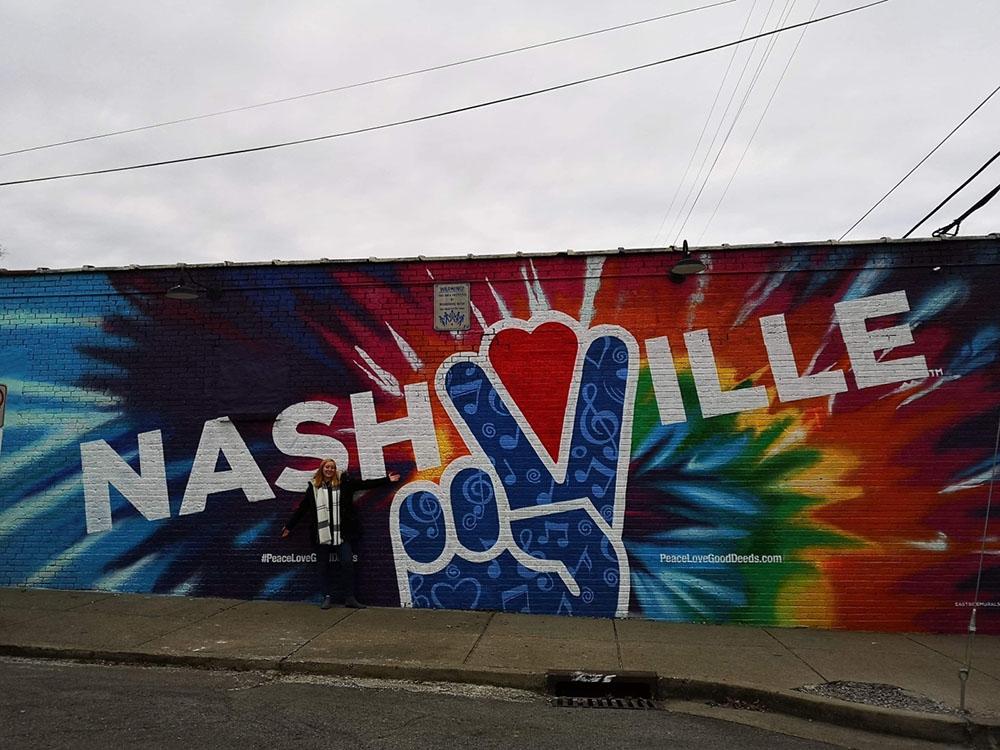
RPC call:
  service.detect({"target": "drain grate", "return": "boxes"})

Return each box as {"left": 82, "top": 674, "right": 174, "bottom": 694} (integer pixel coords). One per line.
{"left": 546, "top": 670, "right": 658, "bottom": 700}
{"left": 552, "top": 696, "right": 657, "bottom": 710}
{"left": 546, "top": 670, "right": 659, "bottom": 709}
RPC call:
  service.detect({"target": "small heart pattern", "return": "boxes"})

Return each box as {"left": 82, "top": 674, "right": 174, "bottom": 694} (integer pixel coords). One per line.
{"left": 431, "top": 578, "right": 482, "bottom": 609}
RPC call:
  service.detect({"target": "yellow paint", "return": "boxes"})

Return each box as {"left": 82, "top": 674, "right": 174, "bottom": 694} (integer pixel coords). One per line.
{"left": 776, "top": 571, "right": 835, "bottom": 627}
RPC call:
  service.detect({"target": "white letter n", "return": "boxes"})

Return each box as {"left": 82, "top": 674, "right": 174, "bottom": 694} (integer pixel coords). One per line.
{"left": 81, "top": 429, "right": 169, "bottom": 533}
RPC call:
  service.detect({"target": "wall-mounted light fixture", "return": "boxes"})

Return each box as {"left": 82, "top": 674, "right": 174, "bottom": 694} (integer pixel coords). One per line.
{"left": 165, "top": 267, "right": 222, "bottom": 301}
{"left": 670, "top": 240, "right": 706, "bottom": 276}
{"left": 668, "top": 240, "right": 706, "bottom": 283}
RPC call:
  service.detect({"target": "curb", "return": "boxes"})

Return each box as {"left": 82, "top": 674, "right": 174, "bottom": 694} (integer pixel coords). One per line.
{"left": 3, "top": 643, "right": 998, "bottom": 747}
{"left": 279, "top": 659, "right": 545, "bottom": 692}
{"left": 658, "top": 676, "right": 1000, "bottom": 748}
{"left": 0, "top": 644, "right": 284, "bottom": 674}
{"left": 0, "top": 643, "right": 547, "bottom": 692}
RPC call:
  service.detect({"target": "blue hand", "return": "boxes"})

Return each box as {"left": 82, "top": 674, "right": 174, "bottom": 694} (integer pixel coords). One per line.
{"left": 390, "top": 314, "right": 638, "bottom": 617}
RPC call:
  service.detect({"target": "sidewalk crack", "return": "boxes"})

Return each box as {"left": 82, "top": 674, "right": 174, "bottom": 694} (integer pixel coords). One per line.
{"left": 131, "top": 599, "right": 246, "bottom": 647}
{"left": 462, "top": 612, "right": 495, "bottom": 665}
{"left": 280, "top": 609, "right": 360, "bottom": 666}
{"left": 903, "top": 633, "right": 962, "bottom": 664}
{"left": 63, "top": 594, "right": 118, "bottom": 612}
{"left": 762, "top": 628, "right": 828, "bottom": 683}
{"left": 612, "top": 619, "right": 623, "bottom": 669}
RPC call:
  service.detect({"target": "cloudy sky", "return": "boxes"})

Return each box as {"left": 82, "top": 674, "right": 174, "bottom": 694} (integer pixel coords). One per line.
{"left": 1, "top": 0, "right": 997, "bottom": 270}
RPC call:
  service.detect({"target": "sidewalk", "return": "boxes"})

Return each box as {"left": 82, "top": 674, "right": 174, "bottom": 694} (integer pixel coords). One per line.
{"left": 1, "top": 586, "right": 997, "bottom": 746}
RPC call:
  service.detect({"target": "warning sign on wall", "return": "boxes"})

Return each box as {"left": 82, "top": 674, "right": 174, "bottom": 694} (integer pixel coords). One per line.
{"left": 434, "top": 283, "right": 471, "bottom": 331}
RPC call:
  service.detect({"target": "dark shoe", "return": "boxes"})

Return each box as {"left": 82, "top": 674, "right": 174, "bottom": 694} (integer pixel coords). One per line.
{"left": 320, "top": 595, "right": 333, "bottom": 610}
{"left": 345, "top": 596, "right": 366, "bottom": 609}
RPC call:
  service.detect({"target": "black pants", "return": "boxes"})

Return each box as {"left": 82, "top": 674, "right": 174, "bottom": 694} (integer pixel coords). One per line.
{"left": 314, "top": 540, "right": 356, "bottom": 600}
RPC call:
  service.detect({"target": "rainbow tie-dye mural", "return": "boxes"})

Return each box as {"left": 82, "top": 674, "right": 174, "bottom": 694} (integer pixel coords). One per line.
{"left": 0, "top": 238, "right": 997, "bottom": 634}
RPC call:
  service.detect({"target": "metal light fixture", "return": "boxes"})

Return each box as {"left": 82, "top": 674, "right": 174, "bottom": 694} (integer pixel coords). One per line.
{"left": 165, "top": 267, "right": 221, "bottom": 300}
{"left": 670, "top": 240, "right": 706, "bottom": 276}
{"left": 165, "top": 283, "right": 199, "bottom": 300}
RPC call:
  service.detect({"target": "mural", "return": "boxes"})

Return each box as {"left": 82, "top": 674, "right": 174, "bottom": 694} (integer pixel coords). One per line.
{"left": 0, "top": 241, "right": 997, "bottom": 633}
{"left": 391, "top": 313, "right": 637, "bottom": 618}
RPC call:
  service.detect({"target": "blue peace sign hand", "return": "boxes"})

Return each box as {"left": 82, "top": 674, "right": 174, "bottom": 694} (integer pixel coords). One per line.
{"left": 390, "top": 313, "right": 638, "bottom": 617}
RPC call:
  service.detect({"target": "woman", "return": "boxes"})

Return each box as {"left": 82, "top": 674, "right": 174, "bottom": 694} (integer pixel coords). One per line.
{"left": 282, "top": 459, "right": 400, "bottom": 609}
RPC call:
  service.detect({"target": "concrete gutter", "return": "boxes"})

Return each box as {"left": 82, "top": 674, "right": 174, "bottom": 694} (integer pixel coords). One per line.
{"left": 0, "top": 588, "right": 997, "bottom": 747}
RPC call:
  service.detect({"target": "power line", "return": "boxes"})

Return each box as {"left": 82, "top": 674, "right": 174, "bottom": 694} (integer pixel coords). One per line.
{"left": 670, "top": 0, "right": 788, "bottom": 243}
{"left": 839, "top": 81, "right": 1000, "bottom": 241}
{"left": 959, "top": 406, "right": 1000, "bottom": 712}
{"left": 903, "top": 146, "right": 1000, "bottom": 238}
{"left": 650, "top": 0, "right": 760, "bottom": 247}
{"left": 696, "top": 0, "right": 818, "bottom": 243}
{"left": 930, "top": 179, "right": 1000, "bottom": 237}
{"left": 902, "top": 146, "right": 1000, "bottom": 237}
{"left": 667, "top": 0, "right": 779, "bottom": 245}
{"left": 971, "top": 410, "right": 1000, "bottom": 626}
{"left": 0, "top": 0, "right": 738, "bottom": 160}
{"left": 0, "top": 0, "right": 890, "bottom": 189}
{"left": 672, "top": 0, "right": 794, "bottom": 245}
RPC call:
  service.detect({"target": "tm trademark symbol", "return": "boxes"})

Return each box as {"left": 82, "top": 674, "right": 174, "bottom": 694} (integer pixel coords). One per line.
{"left": 928, "top": 368, "right": 944, "bottom": 377}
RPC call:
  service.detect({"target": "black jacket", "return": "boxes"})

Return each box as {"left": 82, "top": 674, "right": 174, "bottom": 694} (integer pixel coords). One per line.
{"left": 285, "top": 473, "right": 391, "bottom": 545}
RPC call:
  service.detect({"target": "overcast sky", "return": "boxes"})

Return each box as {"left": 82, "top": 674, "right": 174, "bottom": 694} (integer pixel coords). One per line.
{"left": 1, "top": 0, "right": 997, "bottom": 270}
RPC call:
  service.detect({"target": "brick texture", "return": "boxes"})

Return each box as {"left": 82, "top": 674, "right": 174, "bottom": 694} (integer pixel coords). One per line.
{"left": 0, "top": 237, "right": 998, "bottom": 633}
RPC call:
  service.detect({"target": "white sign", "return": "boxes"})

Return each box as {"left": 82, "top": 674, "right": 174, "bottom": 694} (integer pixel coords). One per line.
{"left": 434, "top": 283, "right": 471, "bottom": 331}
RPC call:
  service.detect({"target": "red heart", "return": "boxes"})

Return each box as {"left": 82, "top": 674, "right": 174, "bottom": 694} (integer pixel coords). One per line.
{"left": 488, "top": 322, "right": 578, "bottom": 463}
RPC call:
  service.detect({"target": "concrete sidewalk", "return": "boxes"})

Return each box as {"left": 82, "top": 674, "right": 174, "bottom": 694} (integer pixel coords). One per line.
{"left": 1, "top": 586, "right": 997, "bottom": 747}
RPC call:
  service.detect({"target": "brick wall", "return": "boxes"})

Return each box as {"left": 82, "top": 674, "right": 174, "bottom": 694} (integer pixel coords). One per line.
{"left": 1, "top": 237, "right": 998, "bottom": 633}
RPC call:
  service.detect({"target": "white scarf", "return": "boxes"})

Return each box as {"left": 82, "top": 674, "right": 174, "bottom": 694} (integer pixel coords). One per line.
{"left": 313, "top": 482, "right": 341, "bottom": 545}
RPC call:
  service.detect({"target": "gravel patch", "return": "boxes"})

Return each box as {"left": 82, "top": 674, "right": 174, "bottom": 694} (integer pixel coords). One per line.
{"left": 705, "top": 697, "right": 768, "bottom": 712}
{"left": 279, "top": 672, "right": 539, "bottom": 703}
{"left": 795, "top": 681, "right": 957, "bottom": 714}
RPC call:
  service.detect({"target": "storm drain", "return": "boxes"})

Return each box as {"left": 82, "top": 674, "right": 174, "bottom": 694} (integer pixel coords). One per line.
{"left": 546, "top": 670, "right": 659, "bottom": 709}
{"left": 551, "top": 696, "right": 657, "bottom": 710}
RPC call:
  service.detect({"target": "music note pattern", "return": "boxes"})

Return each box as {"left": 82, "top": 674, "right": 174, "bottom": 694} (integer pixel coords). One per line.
{"left": 4, "top": 246, "right": 996, "bottom": 634}
{"left": 445, "top": 335, "right": 627, "bottom": 521}
{"left": 406, "top": 517, "right": 616, "bottom": 617}
{"left": 397, "top": 491, "right": 446, "bottom": 564}
{"left": 393, "top": 318, "right": 635, "bottom": 617}
{"left": 452, "top": 467, "right": 500, "bottom": 551}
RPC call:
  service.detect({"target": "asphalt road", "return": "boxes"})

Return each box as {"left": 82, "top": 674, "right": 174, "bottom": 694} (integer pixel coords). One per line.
{"left": 0, "top": 657, "right": 841, "bottom": 750}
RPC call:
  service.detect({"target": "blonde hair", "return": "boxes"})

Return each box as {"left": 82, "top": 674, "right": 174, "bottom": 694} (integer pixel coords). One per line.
{"left": 311, "top": 459, "right": 341, "bottom": 488}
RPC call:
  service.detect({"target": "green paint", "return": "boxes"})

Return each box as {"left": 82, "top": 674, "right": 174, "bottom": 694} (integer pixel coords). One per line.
{"left": 627, "top": 365, "right": 856, "bottom": 626}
